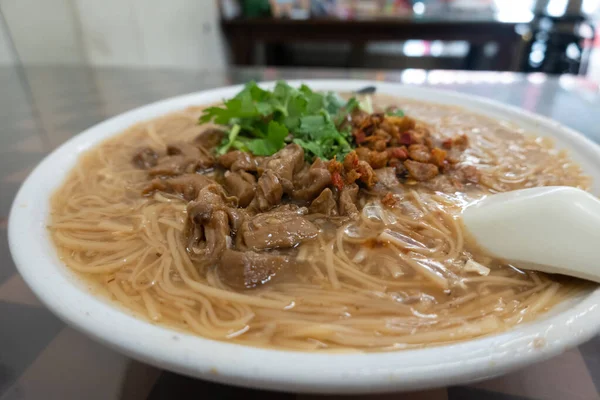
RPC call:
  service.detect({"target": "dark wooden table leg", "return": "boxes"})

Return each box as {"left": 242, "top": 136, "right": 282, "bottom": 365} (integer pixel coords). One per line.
{"left": 494, "top": 38, "right": 521, "bottom": 71}
{"left": 266, "top": 43, "right": 287, "bottom": 66}
{"left": 464, "top": 43, "right": 484, "bottom": 70}
{"left": 348, "top": 42, "right": 366, "bottom": 68}
{"left": 229, "top": 31, "right": 254, "bottom": 66}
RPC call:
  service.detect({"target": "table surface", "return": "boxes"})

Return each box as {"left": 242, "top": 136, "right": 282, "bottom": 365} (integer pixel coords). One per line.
{"left": 1, "top": 65, "right": 599, "bottom": 400}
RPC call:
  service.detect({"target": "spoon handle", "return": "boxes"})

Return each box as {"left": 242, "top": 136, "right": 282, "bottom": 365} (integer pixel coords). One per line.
{"left": 462, "top": 186, "right": 600, "bottom": 283}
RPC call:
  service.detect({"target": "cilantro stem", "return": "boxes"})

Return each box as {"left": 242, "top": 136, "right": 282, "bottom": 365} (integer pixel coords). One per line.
{"left": 218, "top": 124, "right": 241, "bottom": 155}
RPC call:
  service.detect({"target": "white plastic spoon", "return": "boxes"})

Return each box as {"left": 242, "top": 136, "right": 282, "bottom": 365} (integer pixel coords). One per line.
{"left": 461, "top": 186, "right": 600, "bottom": 283}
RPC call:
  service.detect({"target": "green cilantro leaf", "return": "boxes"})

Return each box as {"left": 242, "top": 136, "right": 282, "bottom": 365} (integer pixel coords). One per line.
{"left": 292, "top": 138, "right": 326, "bottom": 160}
{"left": 245, "top": 121, "right": 288, "bottom": 156}
{"left": 200, "top": 80, "right": 359, "bottom": 160}
{"left": 386, "top": 109, "right": 405, "bottom": 117}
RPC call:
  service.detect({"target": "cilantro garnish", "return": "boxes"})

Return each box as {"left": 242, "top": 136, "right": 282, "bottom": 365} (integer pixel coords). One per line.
{"left": 200, "top": 81, "right": 359, "bottom": 160}
{"left": 386, "top": 108, "right": 405, "bottom": 117}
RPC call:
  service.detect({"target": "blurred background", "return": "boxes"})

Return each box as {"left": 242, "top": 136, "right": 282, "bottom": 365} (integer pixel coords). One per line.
{"left": 0, "top": 0, "right": 598, "bottom": 79}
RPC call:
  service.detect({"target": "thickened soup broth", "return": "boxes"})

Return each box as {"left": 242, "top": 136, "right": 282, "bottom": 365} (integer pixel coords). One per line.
{"left": 49, "top": 82, "right": 593, "bottom": 351}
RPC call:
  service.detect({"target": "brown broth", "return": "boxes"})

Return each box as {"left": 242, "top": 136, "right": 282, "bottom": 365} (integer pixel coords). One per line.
{"left": 49, "top": 96, "right": 594, "bottom": 352}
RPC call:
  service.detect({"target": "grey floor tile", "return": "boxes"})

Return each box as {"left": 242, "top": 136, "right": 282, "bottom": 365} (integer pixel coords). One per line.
{"left": 579, "top": 336, "right": 600, "bottom": 394}
{"left": 449, "top": 387, "right": 534, "bottom": 400}
{"left": 0, "top": 229, "right": 14, "bottom": 286}
{"left": 147, "top": 372, "right": 295, "bottom": 400}
{"left": 0, "top": 302, "right": 64, "bottom": 395}
{"left": 0, "top": 155, "right": 46, "bottom": 217}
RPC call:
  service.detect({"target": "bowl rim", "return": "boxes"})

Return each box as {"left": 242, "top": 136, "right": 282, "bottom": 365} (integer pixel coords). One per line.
{"left": 8, "top": 79, "right": 600, "bottom": 394}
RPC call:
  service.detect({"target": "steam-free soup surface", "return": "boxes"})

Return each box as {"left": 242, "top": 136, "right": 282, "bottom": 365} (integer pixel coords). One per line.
{"left": 50, "top": 93, "right": 592, "bottom": 351}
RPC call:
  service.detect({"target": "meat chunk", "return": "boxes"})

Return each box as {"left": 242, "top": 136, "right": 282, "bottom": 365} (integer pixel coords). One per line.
{"left": 132, "top": 147, "right": 159, "bottom": 169}
{"left": 355, "top": 147, "right": 371, "bottom": 161}
{"left": 387, "top": 146, "right": 408, "bottom": 160}
{"left": 261, "top": 144, "right": 305, "bottom": 193}
{"left": 194, "top": 128, "right": 224, "bottom": 150}
{"left": 385, "top": 116, "right": 416, "bottom": 133}
{"left": 218, "top": 151, "right": 260, "bottom": 172}
{"left": 149, "top": 143, "right": 214, "bottom": 176}
{"left": 218, "top": 249, "right": 290, "bottom": 289}
{"left": 349, "top": 108, "right": 469, "bottom": 180}
{"left": 186, "top": 184, "right": 238, "bottom": 260}
{"left": 196, "top": 209, "right": 230, "bottom": 260}
{"left": 187, "top": 184, "right": 237, "bottom": 225}
{"left": 368, "top": 151, "right": 389, "bottom": 169}
{"left": 430, "top": 148, "right": 447, "bottom": 167}
{"left": 453, "top": 134, "right": 469, "bottom": 150}
{"left": 166, "top": 142, "right": 214, "bottom": 168}
{"left": 249, "top": 170, "right": 283, "bottom": 211}
{"left": 408, "top": 144, "right": 431, "bottom": 163}
{"left": 148, "top": 156, "right": 189, "bottom": 176}
{"left": 374, "top": 167, "right": 400, "bottom": 191}
{"left": 238, "top": 210, "right": 319, "bottom": 251}
{"left": 223, "top": 171, "right": 256, "bottom": 207}
{"left": 447, "top": 165, "right": 479, "bottom": 185}
{"left": 350, "top": 108, "right": 370, "bottom": 127}
{"left": 292, "top": 159, "right": 332, "bottom": 201}
{"left": 422, "top": 165, "right": 479, "bottom": 192}
{"left": 404, "top": 159, "right": 439, "bottom": 181}
{"left": 343, "top": 151, "right": 360, "bottom": 171}
{"left": 357, "top": 161, "right": 377, "bottom": 188}
{"left": 339, "top": 183, "right": 359, "bottom": 218}
{"left": 142, "top": 174, "right": 215, "bottom": 201}
{"left": 338, "top": 152, "right": 377, "bottom": 189}
{"left": 226, "top": 207, "right": 248, "bottom": 232}
{"left": 460, "top": 165, "right": 479, "bottom": 183}
{"left": 309, "top": 188, "right": 338, "bottom": 216}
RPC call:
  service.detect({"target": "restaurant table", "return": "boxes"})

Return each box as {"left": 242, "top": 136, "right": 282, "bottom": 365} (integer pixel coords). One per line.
{"left": 1, "top": 65, "right": 599, "bottom": 400}
{"left": 221, "top": 15, "right": 525, "bottom": 70}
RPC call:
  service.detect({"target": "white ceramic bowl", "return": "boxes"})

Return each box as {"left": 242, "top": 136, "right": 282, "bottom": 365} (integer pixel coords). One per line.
{"left": 9, "top": 80, "right": 600, "bottom": 394}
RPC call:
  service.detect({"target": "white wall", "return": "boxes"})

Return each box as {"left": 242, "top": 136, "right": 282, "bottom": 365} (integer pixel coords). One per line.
{"left": 74, "top": 0, "right": 145, "bottom": 66}
{"left": 129, "top": 0, "right": 226, "bottom": 68}
{"left": 0, "top": 0, "right": 226, "bottom": 68}
{"left": 1, "top": 0, "right": 86, "bottom": 64}
{"left": 0, "top": 9, "right": 17, "bottom": 64}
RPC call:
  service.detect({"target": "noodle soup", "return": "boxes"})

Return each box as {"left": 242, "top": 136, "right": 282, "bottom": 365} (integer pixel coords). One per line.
{"left": 49, "top": 90, "right": 593, "bottom": 352}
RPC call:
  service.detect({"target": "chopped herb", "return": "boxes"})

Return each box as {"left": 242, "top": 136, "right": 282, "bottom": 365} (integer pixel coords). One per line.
{"left": 245, "top": 121, "right": 288, "bottom": 156}
{"left": 334, "top": 97, "right": 359, "bottom": 126}
{"left": 217, "top": 124, "right": 241, "bottom": 155}
{"left": 386, "top": 109, "right": 405, "bottom": 117}
{"left": 200, "top": 81, "right": 359, "bottom": 160}
{"left": 359, "top": 95, "right": 373, "bottom": 114}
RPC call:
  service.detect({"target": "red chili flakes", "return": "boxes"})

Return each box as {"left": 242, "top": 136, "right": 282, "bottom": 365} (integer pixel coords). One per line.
{"left": 331, "top": 171, "right": 344, "bottom": 190}
{"left": 387, "top": 146, "right": 408, "bottom": 160}
{"left": 343, "top": 151, "right": 360, "bottom": 171}
{"left": 382, "top": 192, "right": 398, "bottom": 207}
{"left": 399, "top": 132, "right": 414, "bottom": 145}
